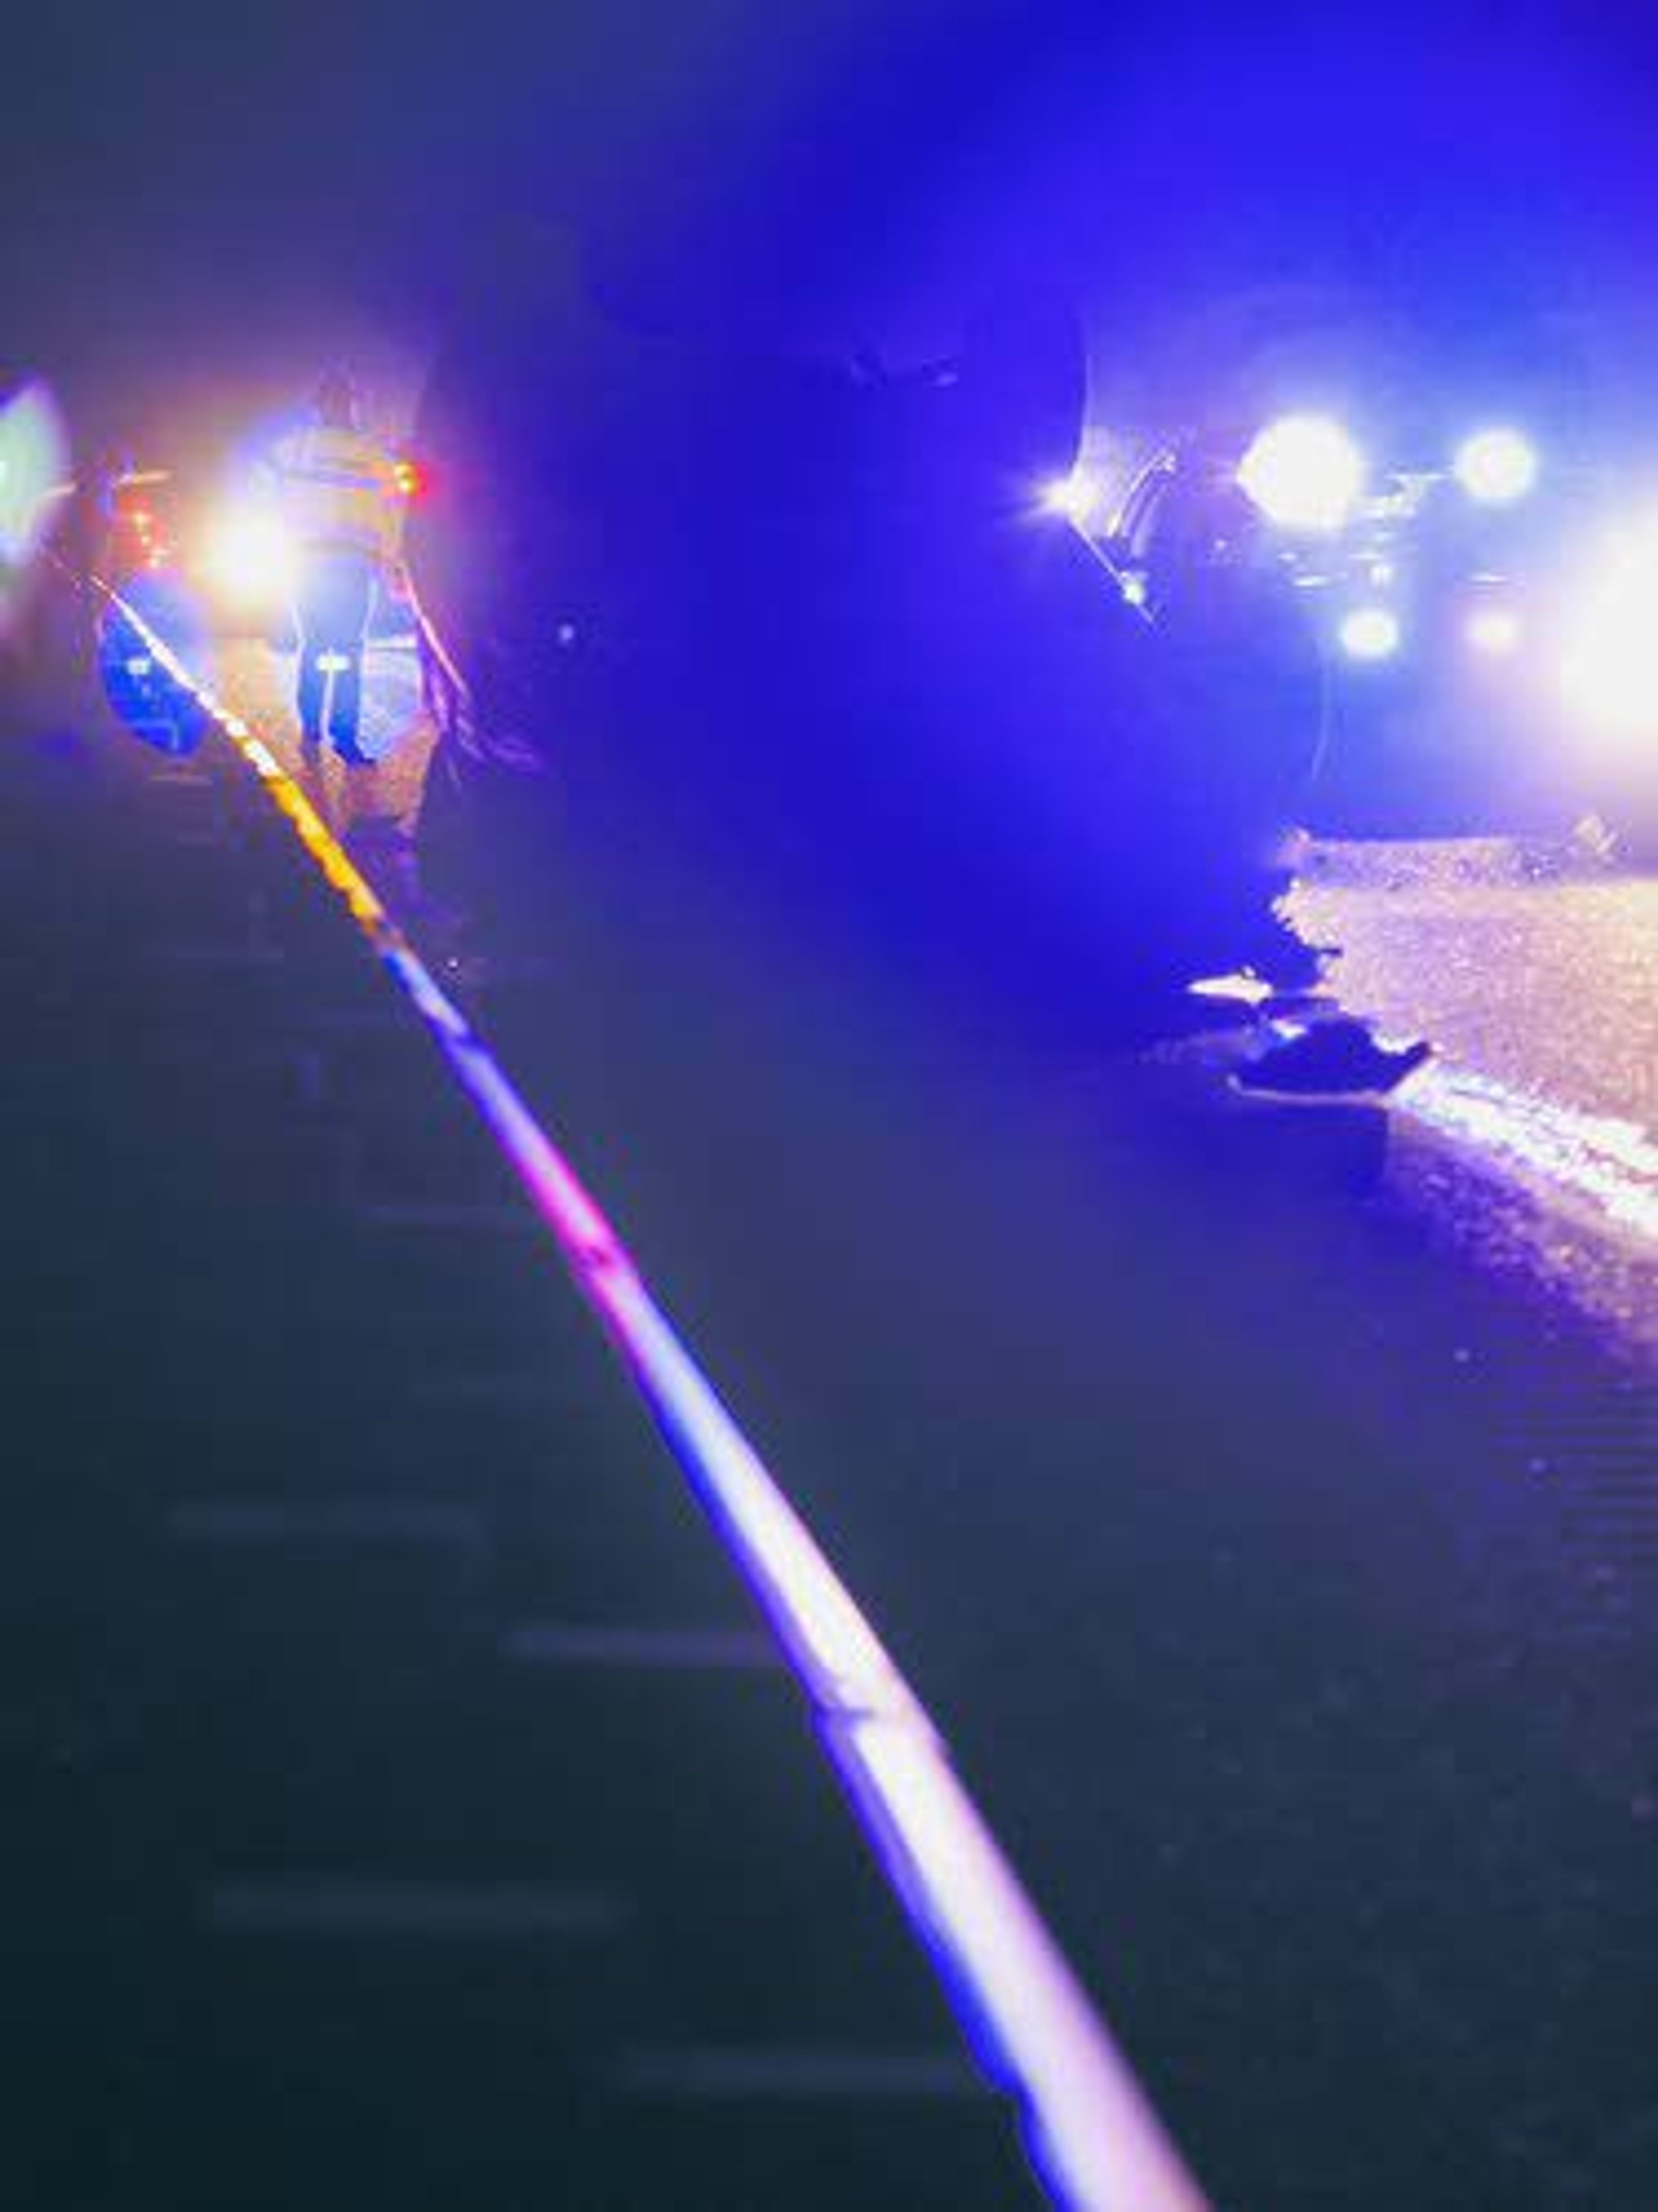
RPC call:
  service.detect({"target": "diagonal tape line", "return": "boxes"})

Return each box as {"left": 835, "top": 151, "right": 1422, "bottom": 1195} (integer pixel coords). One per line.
{"left": 94, "top": 578, "right": 1206, "bottom": 2212}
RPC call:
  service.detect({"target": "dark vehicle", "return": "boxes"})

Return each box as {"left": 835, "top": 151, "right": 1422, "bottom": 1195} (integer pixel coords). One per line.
{"left": 407, "top": 245, "right": 1324, "bottom": 1039}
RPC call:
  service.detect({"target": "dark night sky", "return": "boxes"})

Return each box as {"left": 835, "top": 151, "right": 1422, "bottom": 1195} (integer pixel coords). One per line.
{"left": 9, "top": 2, "right": 1658, "bottom": 441}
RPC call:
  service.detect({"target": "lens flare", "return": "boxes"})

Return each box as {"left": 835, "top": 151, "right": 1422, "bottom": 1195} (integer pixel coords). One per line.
{"left": 1238, "top": 414, "right": 1364, "bottom": 534}
{"left": 1453, "top": 427, "right": 1538, "bottom": 506}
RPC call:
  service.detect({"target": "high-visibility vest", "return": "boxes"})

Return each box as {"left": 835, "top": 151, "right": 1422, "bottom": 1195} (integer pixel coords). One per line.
{"left": 271, "top": 425, "right": 399, "bottom": 560}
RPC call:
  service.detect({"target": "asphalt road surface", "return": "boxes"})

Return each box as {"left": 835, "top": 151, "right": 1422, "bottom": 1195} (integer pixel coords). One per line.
{"left": 205, "top": 637, "right": 1656, "bottom": 2208}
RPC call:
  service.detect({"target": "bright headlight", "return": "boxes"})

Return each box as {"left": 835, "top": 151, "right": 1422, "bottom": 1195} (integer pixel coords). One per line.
{"left": 203, "top": 509, "right": 295, "bottom": 605}
{"left": 1453, "top": 427, "right": 1538, "bottom": 506}
{"left": 1237, "top": 414, "right": 1365, "bottom": 535}
{"left": 1338, "top": 604, "right": 1401, "bottom": 662}
{"left": 1039, "top": 467, "right": 1106, "bottom": 528}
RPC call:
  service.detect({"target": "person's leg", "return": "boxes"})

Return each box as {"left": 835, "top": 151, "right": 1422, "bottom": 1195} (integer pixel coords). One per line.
{"left": 319, "top": 558, "right": 373, "bottom": 760}
{"left": 328, "top": 649, "right": 365, "bottom": 756}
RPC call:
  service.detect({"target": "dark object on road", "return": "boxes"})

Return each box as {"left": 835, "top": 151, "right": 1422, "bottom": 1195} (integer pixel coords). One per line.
{"left": 408, "top": 231, "right": 1322, "bottom": 1040}
{"left": 1236, "top": 1016, "right": 1431, "bottom": 1098}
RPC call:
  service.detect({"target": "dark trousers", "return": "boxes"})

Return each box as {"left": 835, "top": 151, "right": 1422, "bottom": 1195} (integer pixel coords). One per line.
{"left": 294, "top": 550, "right": 374, "bottom": 752}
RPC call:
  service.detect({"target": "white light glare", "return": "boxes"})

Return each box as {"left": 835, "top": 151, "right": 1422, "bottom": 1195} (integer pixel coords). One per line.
{"left": 1465, "top": 604, "right": 1522, "bottom": 656}
{"left": 1237, "top": 414, "right": 1365, "bottom": 534}
{"left": 1560, "top": 523, "right": 1658, "bottom": 739}
{"left": 1040, "top": 467, "right": 1105, "bottom": 528}
{"left": 203, "top": 508, "right": 295, "bottom": 606}
{"left": 1338, "top": 605, "right": 1401, "bottom": 662}
{"left": 1453, "top": 427, "right": 1538, "bottom": 506}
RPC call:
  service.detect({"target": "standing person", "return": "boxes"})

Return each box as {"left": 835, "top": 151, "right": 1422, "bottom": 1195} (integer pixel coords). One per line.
{"left": 270, "top": 375, "right": 399, "bottom": 761}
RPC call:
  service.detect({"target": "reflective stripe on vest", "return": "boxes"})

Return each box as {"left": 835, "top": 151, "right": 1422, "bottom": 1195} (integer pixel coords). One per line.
{"left": 274, "top": 427, "right": 396, "bottom": 556}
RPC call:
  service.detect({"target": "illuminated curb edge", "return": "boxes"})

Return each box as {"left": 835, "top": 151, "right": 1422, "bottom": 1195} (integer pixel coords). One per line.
{"left": 1408, "top": 1064, "right": 1658, "bottom": 1242}
{"left": 101, "top": 585, "right": 1207, "bottom": 2212}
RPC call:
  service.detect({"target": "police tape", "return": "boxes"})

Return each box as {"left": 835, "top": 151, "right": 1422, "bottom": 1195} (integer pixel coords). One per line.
{"left": 95, "top": 580, "right": 1209, "bottom": 2212}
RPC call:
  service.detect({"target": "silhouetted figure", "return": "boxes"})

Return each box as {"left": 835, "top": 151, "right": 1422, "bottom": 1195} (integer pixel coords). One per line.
{"left": 271, "top": 376, "right": 399, "bottom": 760}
